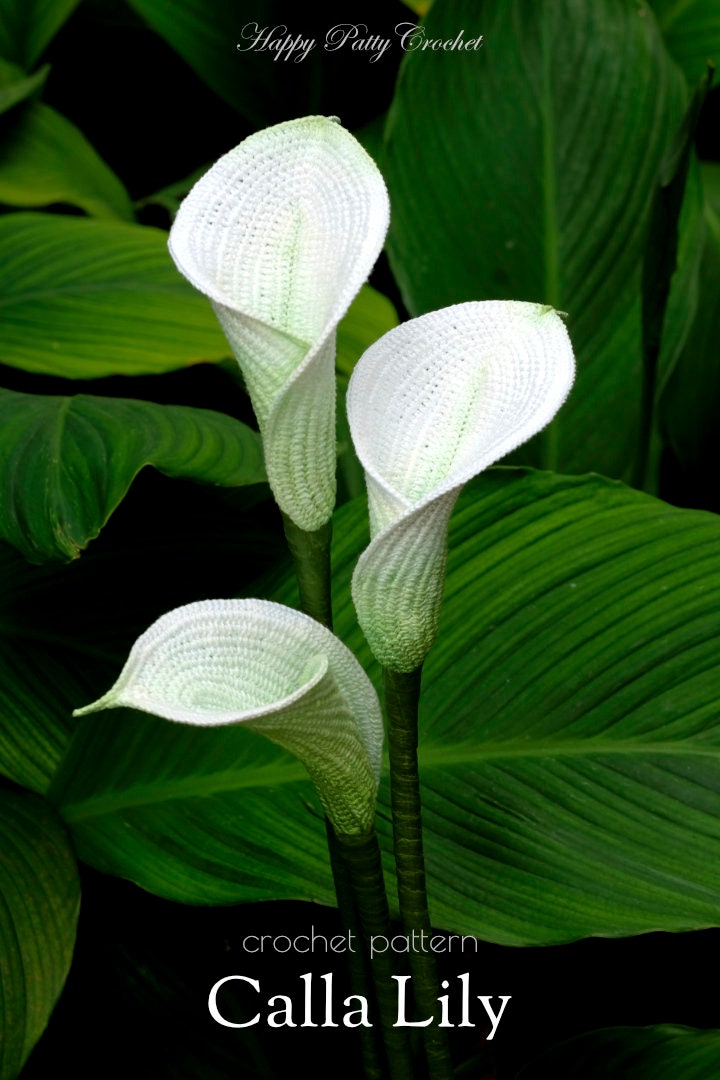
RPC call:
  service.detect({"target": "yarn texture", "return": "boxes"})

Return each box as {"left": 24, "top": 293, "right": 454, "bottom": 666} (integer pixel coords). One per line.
{"left": 168, "top": 116, "right": 390, "bottom": 531}
{"left": 348, "top": 301, "right": 576, "bottom": 672}
{"left": 74, "top": 599, "right": 384, "bottom": 835}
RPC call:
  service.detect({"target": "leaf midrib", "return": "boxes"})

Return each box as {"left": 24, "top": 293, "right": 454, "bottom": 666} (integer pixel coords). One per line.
{"left": 58, "top": 738, "right": 720, "bottom": 823}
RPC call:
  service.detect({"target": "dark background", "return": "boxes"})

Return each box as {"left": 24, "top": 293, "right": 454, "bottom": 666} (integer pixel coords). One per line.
{"left": 9, "top": 2, "right": 720, "bottom": 1076}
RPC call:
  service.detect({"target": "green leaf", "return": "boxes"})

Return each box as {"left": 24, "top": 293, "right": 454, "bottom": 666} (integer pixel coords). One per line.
{"left": 0, "top": 57, "right": 48, "bottom": 115}
{"left": 518, "top": 1024, "right": 720, "bottom": 1078}
{"left": 0, "top": 0, "right": 81, "bottom": 68}
{"left": 50, "top": 470, "right": 720, "bottom": 944}
{"left": 135, "top": 162, "right": 210, "bottom": 218}
{"left": 335, "top": 284, "right": 399, "bottom": 382}
{"left": 652, "top": 0, "right": 720, "bottom": 85}
{"left": 0, "top": 213, "right": 232, "bottom": 377}
{"left": 336, "top": 284, "right": 400, "bottom": 501}
{"left": 636, "top": 70, "right": 712, "bottom": 488}
{"left": 125, "top": 0, "right": 285, "bottom": 125}
{"left": 383, "top": 0, "right": 688, "bottom": 478}
{"left": 0, "top": 102, "right": 134, "bottom": 219}
{"left": 660, "top": 162, "right": 720, "bottom": 469}
{"left": 0, "top": 387, "right": 265, "bottom": 562}
{"left": 0, "top": 485, "right": 284, "bottom": 795}
{"left": 0, "top": 786, "right": 80, "bottom": 1080}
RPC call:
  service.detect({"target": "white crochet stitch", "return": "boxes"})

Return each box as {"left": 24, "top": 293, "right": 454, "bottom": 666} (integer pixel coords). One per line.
{"left": 168, "top": 116, "right": 390, "bottom": 531}
{"left": 348, "top": 301, "right": 576, "bottom": 672}
{"left": 74, "top": 599, "right": 384, "bottom": 835}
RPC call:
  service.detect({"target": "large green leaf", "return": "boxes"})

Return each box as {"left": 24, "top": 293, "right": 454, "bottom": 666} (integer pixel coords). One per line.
{"left": 0, "top": 102, "right": 134, "bottom": 219}
{"left": 0, "top": 473, "right": 285, "bottom": 795}
{"left": 0, "top": 0, "right": 81, "bottom": 68}
{"left": 0, "top": 387, "right": 265, "bottom": 562}
{"left": 335, "top": 284, "right": 398, "bottom": 381}
{"left": 125, "top": 0, "right": 287, "bottom": 124}
{"left": 518, "top": 1025, "right": 720, "bottom": 1078}
{"left": 0, "top": 213, "right": 233, "bottom": 377}
{"left": 49, "top": 469, "right": 720, "bottom": 944}
{"left": 652, "top": 0, "right": 720, "bottom": 85}
{"left": 0, "top": 786, "right": 80, "bottom": 1080}
{"left": 336, "top": 285, "right": 399, "bottom": 500}
{"left": 383, "top": 0, "right": 689, "bottom": 478}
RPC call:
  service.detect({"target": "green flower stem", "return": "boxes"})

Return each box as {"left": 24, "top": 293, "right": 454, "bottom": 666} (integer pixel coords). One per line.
{"left": 326, "top": 822, "right": 383, "bottom": 1080}
{"left": 335, "top": 829, "right": 415, "bottom": 1079}
{"left": 384, "top": 665, "right": 454, "bottom": 1080}
{"left": 281, "top": 514, "right": 401, "bottom": 1076}
{"left": 281, "top": 512, "right": 334, "bottom": 629}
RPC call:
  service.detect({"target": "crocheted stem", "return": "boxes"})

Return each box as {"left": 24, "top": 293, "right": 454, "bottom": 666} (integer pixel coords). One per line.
{"left": 283, "top": 514, "right": 393, "bottom": 1075}
{"left": 335, "top": 829, "right": 415, "bottom": 1080}
{"left": 326, "top": 822, "right": 385, "bottom": 1079}
{"left": 384, "top": 665, "right": 454, "bottom": 1080}
{"left": 281, "top": 512, "right": 334, "bottom": 630}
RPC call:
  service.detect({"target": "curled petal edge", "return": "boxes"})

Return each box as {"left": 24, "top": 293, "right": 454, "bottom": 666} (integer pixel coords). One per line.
{"left": 348, "top": 301, "right": 576, "bottom": 671}
{"left": 73, "top": 599, "right": 384, "bottom": 835}
{"left": 168, "top": 116, "right": 390, "bottom": 531}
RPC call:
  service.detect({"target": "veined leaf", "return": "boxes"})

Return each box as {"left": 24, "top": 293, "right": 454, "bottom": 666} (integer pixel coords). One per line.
{"left": 50, "top": 470, "right": 720, "bottom": 945}
{"left": 0, "top": 214, "right": 232, "bottom": 377}
{"left": 383, "top": 0, "right": 689, "bottom": 478}
{"left": 0, "top": 491, "right": 284, "bottom": 796}
{"left": 0, "top": 102, "right": 134, "bottom": 219}
{"left": 0, "top": 387, "right": 265, "bottom": 562}
{"left": 518, "top": 1024, "right": 720, "bottom": 1078}
{"left": 0, "top": 787, "right": 80, "bottom": 1080}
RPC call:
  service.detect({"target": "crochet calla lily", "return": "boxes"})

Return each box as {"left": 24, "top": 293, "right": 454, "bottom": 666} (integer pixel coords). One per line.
{"left": 348, "top": 301, "right": 575, "bottom": 672}
{"left": 168, "top": 115, "right": 390, "bottom": 532}
{"left": 73, "top": 599, "right": 384, "bottom": 835}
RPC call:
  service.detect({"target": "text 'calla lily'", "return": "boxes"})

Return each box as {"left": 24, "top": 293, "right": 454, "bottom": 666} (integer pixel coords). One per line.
{"left": 168, "top": 116, "right": 390, "bottom": 531}
{"left": 348, "top": 301, "right": 575, "bottom": 672}
{"left": 74, "top": 599, "right": 384, "bottom": 835}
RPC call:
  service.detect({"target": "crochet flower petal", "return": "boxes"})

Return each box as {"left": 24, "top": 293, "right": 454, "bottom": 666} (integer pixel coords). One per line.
{"left": 168, "top": 116, "right": 390, "bottom": 531}
{"left": 348, "top": 301, "right": 575, "bottom": 672}
{"left": 74, "top": 599, "right": 384, "bottom": 835}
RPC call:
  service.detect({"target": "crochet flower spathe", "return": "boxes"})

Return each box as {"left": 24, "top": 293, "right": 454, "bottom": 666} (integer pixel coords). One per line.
{"left": 348, "top": 301, "right": 576, "bottom": 672}
{"left": 74, "top": 599, "right": 384, "bottom": 835}
{"left": 168, "top": 116, "right": 390, "bottom": 531}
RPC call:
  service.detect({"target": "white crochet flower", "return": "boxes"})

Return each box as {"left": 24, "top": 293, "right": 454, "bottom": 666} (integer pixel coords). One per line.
{"left": 348, "top": 301, "right": 575, "bottom": 672}
{"left": 168, "top": 116, "right": 389, "bottom": 532}
{"left": 74, "top": 599, "right": 384, "bottom": 835}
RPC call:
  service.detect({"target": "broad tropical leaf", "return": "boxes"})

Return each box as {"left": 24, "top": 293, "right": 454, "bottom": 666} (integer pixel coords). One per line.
{"left": 0, "top": 787, "right": 80, "bottom": 1080}
{"left": 383, "top": 0, "right": 689, "bottom": 478}
{"left": 0, "top": 214, "right": 232, "bottom": 377}
{"left": 0, "top": 388, "right": 265, "bottom": 562}
{"left": 49, "top": 470, "right": 720, "bottom": 945}
{"left": 0, "top": 102, "right": 134, "bottom": 219}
